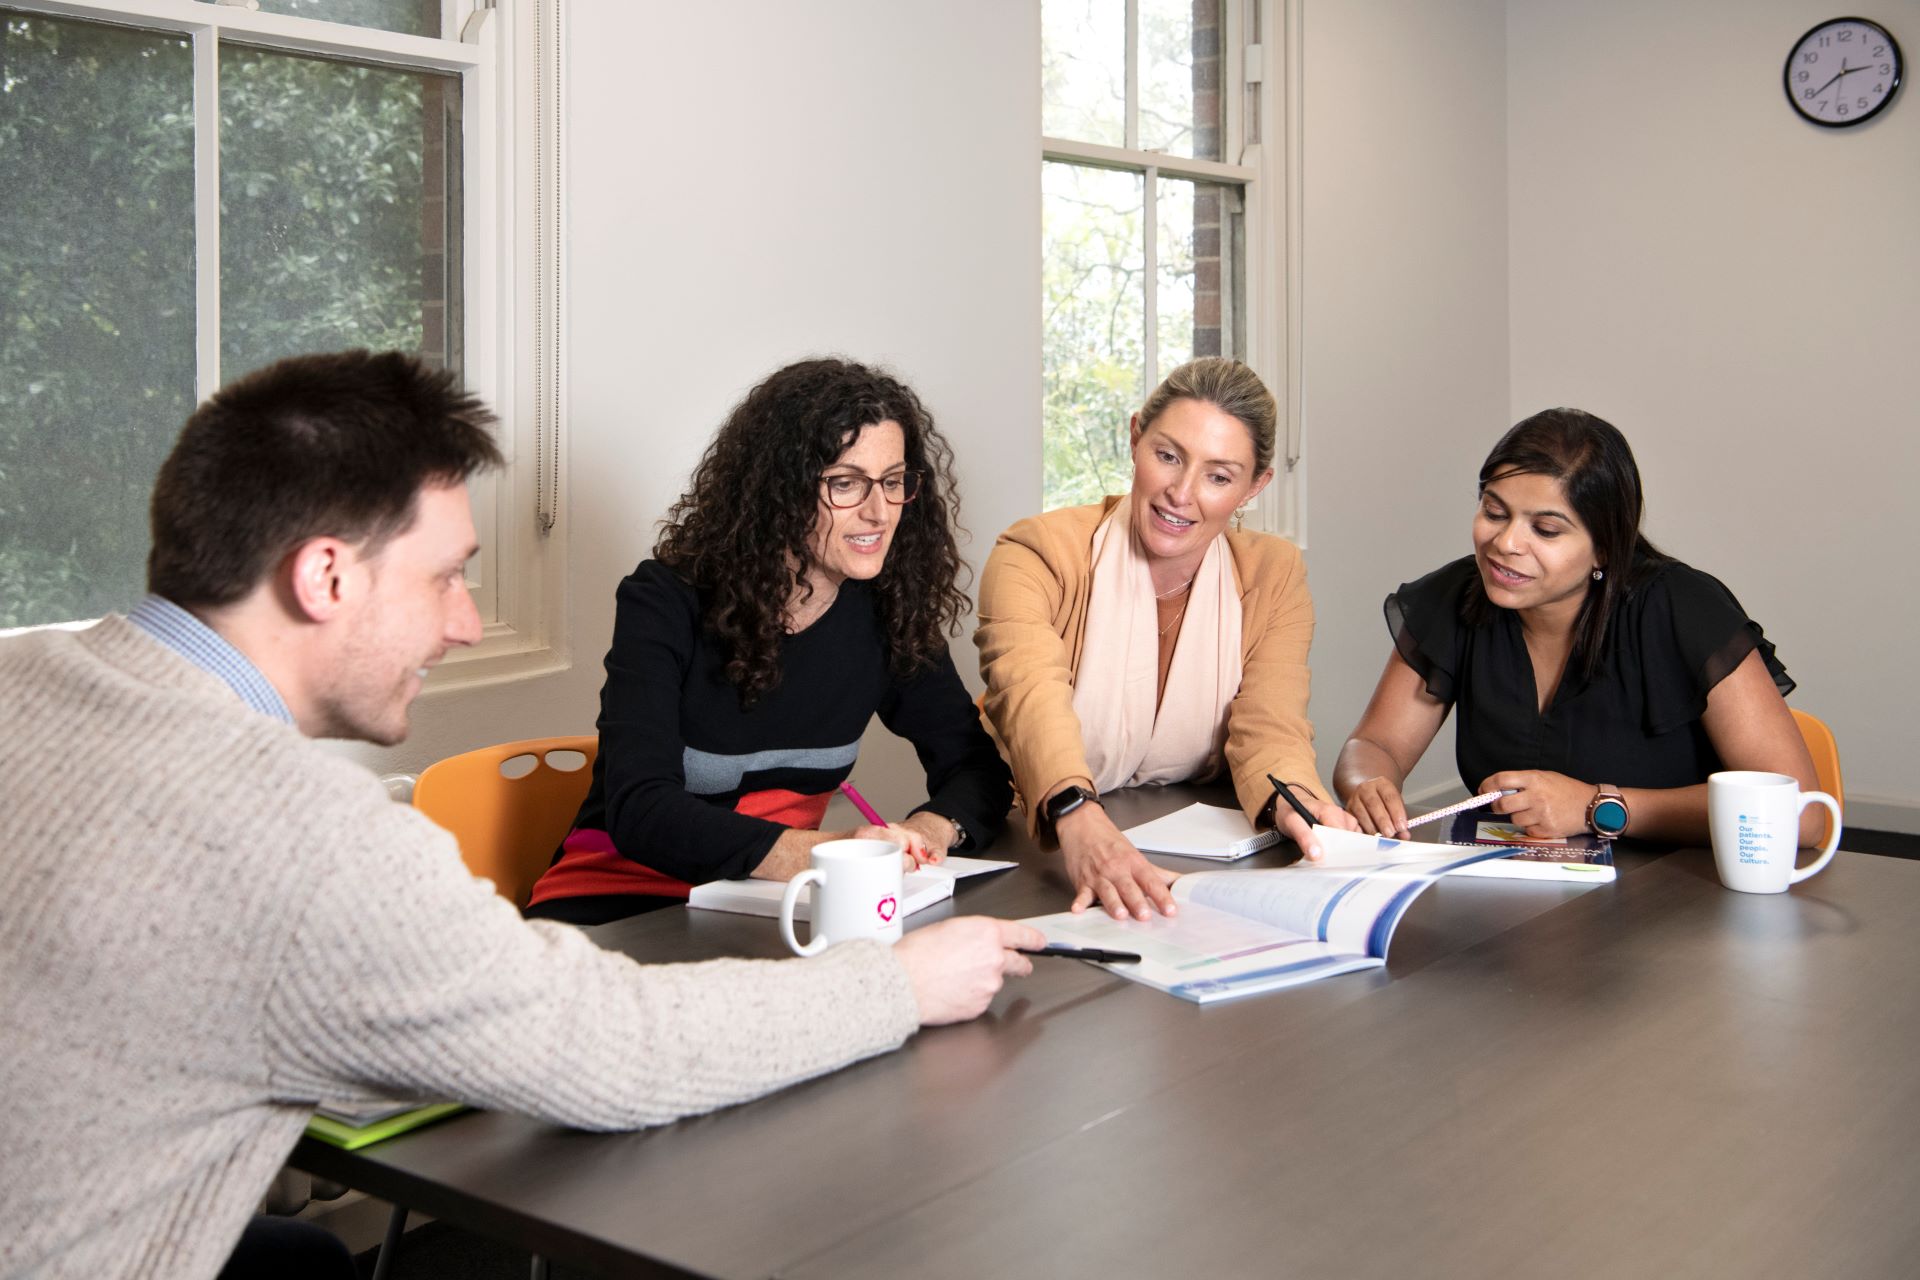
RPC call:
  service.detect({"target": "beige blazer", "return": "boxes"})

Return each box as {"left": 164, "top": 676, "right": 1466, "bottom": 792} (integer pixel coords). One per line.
{"left": 975, "top": 498, "right": 1324, "bottom": 836}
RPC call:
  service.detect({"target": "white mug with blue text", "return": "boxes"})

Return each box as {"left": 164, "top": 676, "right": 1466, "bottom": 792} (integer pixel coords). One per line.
{"left": 1707, "top": 771, "right": 1843, "bottom": 894}
{"left": 779, "top": 838, "right": 905, "bottom": 956}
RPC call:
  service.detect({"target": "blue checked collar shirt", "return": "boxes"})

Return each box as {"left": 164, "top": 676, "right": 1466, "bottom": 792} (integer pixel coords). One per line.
{"left": 127, "top": 595, "right": 295, "bottom": 726}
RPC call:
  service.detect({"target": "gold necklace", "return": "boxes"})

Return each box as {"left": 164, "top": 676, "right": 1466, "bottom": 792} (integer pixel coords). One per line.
{"left": 1158, "top": 598, "right": 1188, "bottom": 637}
{"left": 1154, "top": 575, "right": 1195, "bottom": 600}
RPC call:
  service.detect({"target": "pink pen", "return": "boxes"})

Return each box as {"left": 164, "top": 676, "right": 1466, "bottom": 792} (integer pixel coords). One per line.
{"left": 837, "top": 779, "right": 887, "bottom": 826}
{"left": 840, "top": 780, "right": 936, "bottom": 866}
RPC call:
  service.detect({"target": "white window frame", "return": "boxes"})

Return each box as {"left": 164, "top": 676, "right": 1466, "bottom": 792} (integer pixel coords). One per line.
{"left": 1041, "top": 0, "right": 1304, "bottom": 540}
{"left": 1, "top": 0, "right": 569, "bottom": 682}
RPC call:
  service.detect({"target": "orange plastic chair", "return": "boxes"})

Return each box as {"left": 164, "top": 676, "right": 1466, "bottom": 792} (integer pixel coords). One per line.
{"left": 382, "top": 741, "right": 595, "bottom": 1278}
{"left": 413, "top": 735, "right": 597, "bottom": 908}
{"left": 1790, "top": 709, "right": 1843, "bottom": 845}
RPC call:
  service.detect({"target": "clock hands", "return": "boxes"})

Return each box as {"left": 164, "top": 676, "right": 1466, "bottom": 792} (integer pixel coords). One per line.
{"left": 1810, "top": 57, "right": 1874, "bottom": 102}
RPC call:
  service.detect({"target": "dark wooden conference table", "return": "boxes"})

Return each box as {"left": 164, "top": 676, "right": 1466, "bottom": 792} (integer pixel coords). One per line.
{"left": 292, "top": 785, "right": 1920, "bottom": 1279}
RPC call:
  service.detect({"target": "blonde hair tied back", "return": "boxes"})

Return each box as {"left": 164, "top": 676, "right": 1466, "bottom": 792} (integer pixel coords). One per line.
{"left": 1136, "top": 357, "right": 1277, "bottom": 475}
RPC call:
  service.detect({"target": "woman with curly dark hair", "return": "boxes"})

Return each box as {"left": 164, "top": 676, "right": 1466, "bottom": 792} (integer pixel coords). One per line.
{"left": 526, "top": 358, "right": 1012, "bottom": 926}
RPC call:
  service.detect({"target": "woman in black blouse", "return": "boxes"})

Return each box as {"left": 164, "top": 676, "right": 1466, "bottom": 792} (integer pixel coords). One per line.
{"left": 1334, "top": 408, "right": 1819, "bottom": 845}
{"left": 525, "top": 358, "right": 1011, "bottom": 926}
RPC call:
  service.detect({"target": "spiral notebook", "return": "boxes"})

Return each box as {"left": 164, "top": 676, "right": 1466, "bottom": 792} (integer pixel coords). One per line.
{"left": 1120, "top": 803, "right": 1279, "bottom": 860}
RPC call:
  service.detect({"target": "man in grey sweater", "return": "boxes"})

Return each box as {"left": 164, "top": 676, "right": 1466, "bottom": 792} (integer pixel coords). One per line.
{"left": 0, "top": 350, "right": 1042, "bottom": 1279}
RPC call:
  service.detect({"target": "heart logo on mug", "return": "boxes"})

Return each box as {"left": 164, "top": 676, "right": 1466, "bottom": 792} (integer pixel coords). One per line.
{"left": 876, "top": 895, "right": 898, "bottom": 923}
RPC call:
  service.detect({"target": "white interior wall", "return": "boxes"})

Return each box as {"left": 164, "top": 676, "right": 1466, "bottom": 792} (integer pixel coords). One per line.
{"left": 1507, "top": 0, "right": 1920, "bottom": 828}
{"left": 1294, "top": 0, "right": 1512, "bottom": 804}
{"left": 349, "top": 2, "right": 1042, "bottom": 818}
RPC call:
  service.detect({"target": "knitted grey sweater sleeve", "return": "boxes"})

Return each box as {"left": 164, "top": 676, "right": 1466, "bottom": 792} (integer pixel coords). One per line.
{"left": 264, "top": 786, "right": 922, "bottom": 1129}
{"left": 0, "top": 619, "right": 926, "bottom": 1278}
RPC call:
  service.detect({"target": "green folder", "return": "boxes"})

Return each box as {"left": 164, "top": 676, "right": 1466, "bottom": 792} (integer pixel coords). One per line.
{"left": 304, "top": 1101, "right": 467, "bottom": 1150}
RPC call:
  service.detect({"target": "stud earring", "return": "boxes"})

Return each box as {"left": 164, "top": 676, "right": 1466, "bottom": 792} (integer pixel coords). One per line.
{"left": 1591, "top": 568, "right": 1604, "bottom": 581}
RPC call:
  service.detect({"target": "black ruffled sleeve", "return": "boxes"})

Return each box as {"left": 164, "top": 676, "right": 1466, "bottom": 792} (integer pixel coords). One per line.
{"left": 1629, "top": 561, "right": 1794, "bottom": 737}
{"left": 1383, "top": 557, "right": 1479, "bottom": 705}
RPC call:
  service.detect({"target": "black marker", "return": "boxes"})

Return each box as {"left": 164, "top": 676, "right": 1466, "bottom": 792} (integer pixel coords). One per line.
{"left": 1018, "top": 944, "right": 1142, "bottom": 964}
{"left": 1267, "top": 773, "right": 1318, "bottom": 830}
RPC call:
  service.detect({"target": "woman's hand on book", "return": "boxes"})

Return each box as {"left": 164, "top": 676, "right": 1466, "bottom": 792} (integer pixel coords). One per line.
{"left": 1277, "top": 792, "right": 1360, "bottom": 859}
{"left": 897, "top": 811, "right": 958, "bottom": 862}
{"left": 1344, "top": 777, "right": 1411, "bottom": 838}
{"left": 760, "top": 824, "right": 937, "bottom": 879}
{"left": 1057, "top": 804, "right": 1179, "bottom": 922}
{"left": 1481, "top": 770, "right": 1590, "bottom": 838}
{"left": 853, "top": 822, "right": 940, "bottom": 871}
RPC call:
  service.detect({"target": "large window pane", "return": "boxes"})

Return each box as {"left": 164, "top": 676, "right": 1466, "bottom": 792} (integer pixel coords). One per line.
{"left": 1042, "top": 162, "right": 1143, "bottom": 511}
{"left": 220, "top": 45, "right": 462, "bottom": 380}
{"left": 0, "top": 13, "right": 195, "bottom": 628}
{"left": 1157, "top": 177, "right": 1236, "bottom": 368}
{"left": 1139, "top": 0, "right": 1222, "bottom": 159}
{"left": 1156, "top": 178, "right": 1196, "bottom": 372}
{"left": 222, "top": 0, "right": 439, "bottom": 39}
{"left": 1042, "top": 0, "right": 1124, "bottom": 145}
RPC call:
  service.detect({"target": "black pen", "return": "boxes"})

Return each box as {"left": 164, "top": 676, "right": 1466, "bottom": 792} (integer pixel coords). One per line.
{"left": 1018, "top": 944, "right": 1142, "bottom": 964}
{"left": 1267, "top": 773, "right": 1318, "bottom": 829}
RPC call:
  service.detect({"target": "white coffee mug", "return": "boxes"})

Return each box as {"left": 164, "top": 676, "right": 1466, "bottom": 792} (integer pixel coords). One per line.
{"left": 1707, "top": 771, "right": 1843, "bottom": 894}
{"left": 779, "top": 838, "right": 905, "bottom": 956}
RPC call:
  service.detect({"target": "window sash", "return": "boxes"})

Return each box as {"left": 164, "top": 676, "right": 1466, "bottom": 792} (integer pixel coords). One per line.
{"left": 3, "top": 0, "right": 568, "bottom": 676}
{"left": 4, "top": 0, "right": 483, "bottom": 74}
{"left": 1041, "top": 0, "right": 1301, "bottom": 537}
{"left": 1042, "top": 140, "right": 1256, "bottom": 400}
{"left": 6, "top": 0, "right": 486, "bottom": 401}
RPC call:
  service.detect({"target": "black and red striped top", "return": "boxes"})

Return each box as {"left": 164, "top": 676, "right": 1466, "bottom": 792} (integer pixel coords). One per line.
{"left": 529, "top": 560, "right": 1011, "bottom": 907}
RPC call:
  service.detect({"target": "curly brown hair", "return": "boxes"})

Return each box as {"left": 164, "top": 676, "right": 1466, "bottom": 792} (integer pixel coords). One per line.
{"left": 655, "top": 358, "right": 971, "bottom": 706}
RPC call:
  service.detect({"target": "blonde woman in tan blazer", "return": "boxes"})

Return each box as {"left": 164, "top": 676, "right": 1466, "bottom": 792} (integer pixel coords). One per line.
{"left": 976, "top": 359, "right": 1356, "bottom": 922}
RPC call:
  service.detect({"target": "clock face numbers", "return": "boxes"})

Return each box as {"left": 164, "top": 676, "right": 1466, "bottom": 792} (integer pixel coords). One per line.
{"left": 1786, "top": 19, "right": 1902, "bottom": 127}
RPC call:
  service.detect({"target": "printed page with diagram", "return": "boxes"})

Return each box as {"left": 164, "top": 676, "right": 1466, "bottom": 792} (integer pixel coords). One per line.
{"left": 1022, "top": 831, "right": 1507, "bottom": 1003}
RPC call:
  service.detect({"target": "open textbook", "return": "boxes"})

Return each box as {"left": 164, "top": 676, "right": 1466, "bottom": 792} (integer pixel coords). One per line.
{"left": 1439, "top": 812, "right": 1615, "bottom": 882}
{"left": 1023, "top": 828, "right": 1510, "bottom": 1004}
{"left": 1310, "top": 814, "right": 1615, "bottom": 884}
{"left": 687, "top": 855, "right": 1016, "bottom": 920}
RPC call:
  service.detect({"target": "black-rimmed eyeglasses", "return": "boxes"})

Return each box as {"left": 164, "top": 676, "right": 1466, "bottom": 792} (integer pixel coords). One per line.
{"left": 820, "top": 470, "right": 923, "bottom": 508}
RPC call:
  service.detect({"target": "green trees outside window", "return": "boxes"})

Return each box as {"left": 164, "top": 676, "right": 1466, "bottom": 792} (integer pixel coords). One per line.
{"left": 1041, "top": 0, "right": 1239, "bottom": 512}
{"left": 0, "top": 10, "right": 458, "bottom": 628}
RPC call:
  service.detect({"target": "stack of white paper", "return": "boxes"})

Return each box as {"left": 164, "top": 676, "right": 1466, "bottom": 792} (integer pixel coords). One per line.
{"left": 686, "top": 855, "right": 1016, "bottom": 920}
{"left": 1120, "top": 803, "right": 1279, "bottom": 860}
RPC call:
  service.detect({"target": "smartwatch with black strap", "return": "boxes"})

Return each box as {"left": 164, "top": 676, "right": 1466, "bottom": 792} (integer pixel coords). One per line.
{"left": 1042, "top": 784, "right": 1100, "bottom": 831}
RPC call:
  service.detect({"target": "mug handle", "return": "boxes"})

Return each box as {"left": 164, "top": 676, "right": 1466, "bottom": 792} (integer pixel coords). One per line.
{"left": 1789, "top": 791, "right": 1844, "bottom": 884}
{"left": 780, "top": 869, "right": 830, "bottom": 957}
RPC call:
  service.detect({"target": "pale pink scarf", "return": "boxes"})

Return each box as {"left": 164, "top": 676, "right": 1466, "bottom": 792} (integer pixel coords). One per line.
{"left": 1071, "top": 498, "right": 1243, "bottom": 792}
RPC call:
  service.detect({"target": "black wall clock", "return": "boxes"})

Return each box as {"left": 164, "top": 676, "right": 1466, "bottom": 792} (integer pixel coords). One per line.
{"left": 1785, "top": 17, "right": 1902, "bottom": 126}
